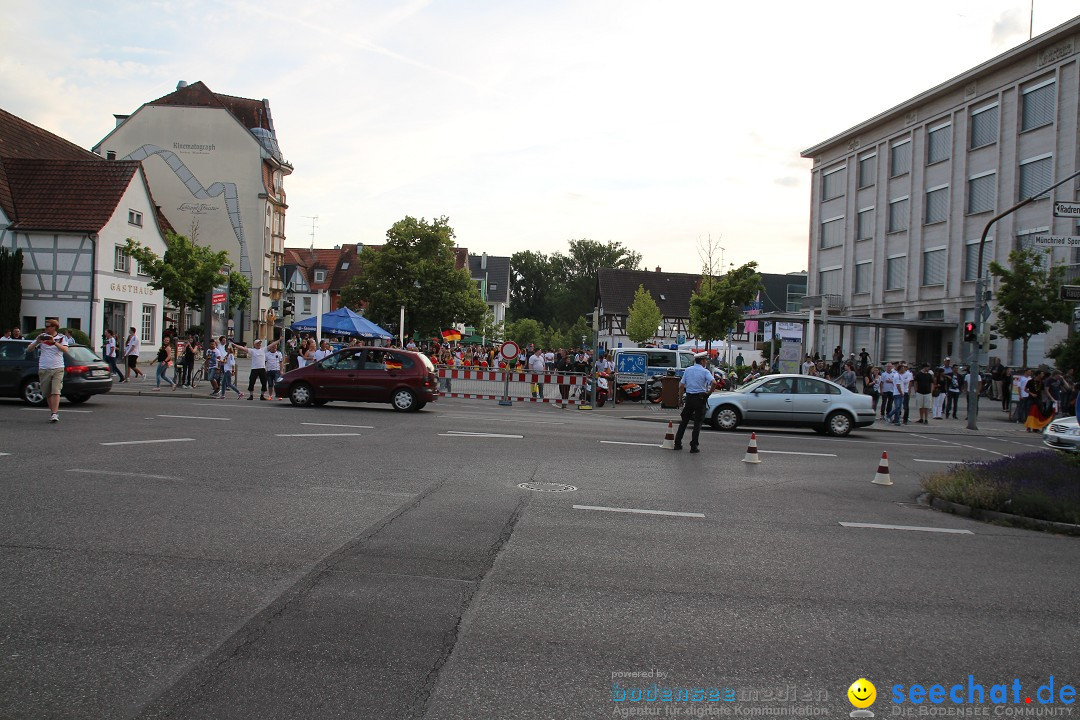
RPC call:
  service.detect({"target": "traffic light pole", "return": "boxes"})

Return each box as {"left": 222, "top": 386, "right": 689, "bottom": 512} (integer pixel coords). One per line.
{"left": 966, "top": 167, "right": 1080, "bottom": 430}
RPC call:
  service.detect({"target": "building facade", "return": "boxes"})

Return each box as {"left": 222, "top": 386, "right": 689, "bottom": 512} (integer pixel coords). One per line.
{"left": 0, "top": 108, "right": 169, "bottom": 355}
{"left": 93, "top": 81, "right": 292, "bottom": 342}
{"left": 803, "top": 16, "right": 1080, "bottom": 368}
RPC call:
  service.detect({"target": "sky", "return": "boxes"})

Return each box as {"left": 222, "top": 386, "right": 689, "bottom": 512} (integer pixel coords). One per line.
{"left": 2, "top": 1, "right": 1078, "bottom": 276}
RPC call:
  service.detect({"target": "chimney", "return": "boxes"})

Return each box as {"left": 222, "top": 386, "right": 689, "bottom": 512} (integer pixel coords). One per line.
{"left": 176, "top": 80, "right": 188, "bottom": 90}
{"left": 655, "top": 266, "right": 661, "bottom": 272}
{"left": 481, "top": 252, "right": 487, "bottom": 270}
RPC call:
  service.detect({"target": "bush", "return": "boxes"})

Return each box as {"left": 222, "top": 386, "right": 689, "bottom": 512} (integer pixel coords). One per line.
{"left": 27, "top": 327, "right": 91, "bottom": 347}
{"left": 922, "top": 451, "right": 1080, "bottom": 525}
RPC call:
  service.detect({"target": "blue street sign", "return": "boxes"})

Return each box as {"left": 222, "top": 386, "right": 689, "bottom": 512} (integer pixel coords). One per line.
{"left": 616, "top": 352, "right": 647, "bottom": 376}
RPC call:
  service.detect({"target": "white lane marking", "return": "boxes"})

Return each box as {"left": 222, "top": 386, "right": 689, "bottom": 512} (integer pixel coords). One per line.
{"left": 301, "top": 422, "right": 374, "bottom": 429}
{"left": 0, "top": 452, "right": 11, "bottom": 457}
{"left": 24, "top": 408, "right": 93, "bottom": 413}
{"left": 839, "top": 522, "right": 973, "bottom": 535}
{"left": 600, "top": 440, "right": 660, "bottom": 447}
{"left": 438, "top": 414, "right": 566, "bottom": 425}
{"left": 276, "top": 433, "right": 362, "bottom": 437}
{"left": 573, "top": 504, "right": 705, "bottom": 518}
{"left": 101, "top": 438, "right": 195, "bottom": 446}
{"left": 914, "top": 459, "right": 966, "bottom": 464}
{"left": 158, "top": 414, "right": 231, "bottom": 421}
{"left": 67, "top": 468, "right": 184, "bottom": 481}
{"left": 439, "top": 431, "right": 523, "bottom": 438}
{"left": 758, "top": 450, "right": 837, "bottom": 457}
{"left": 910, "top": 433, "right": 1009, "bottom": 457}
{"left": 192, "top": 403, "right": 267, "bottom": 409}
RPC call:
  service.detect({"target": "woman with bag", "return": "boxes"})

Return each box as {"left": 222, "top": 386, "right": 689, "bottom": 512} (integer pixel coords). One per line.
{"left": 151, "top": 339, "right": 177, "bottom": 391}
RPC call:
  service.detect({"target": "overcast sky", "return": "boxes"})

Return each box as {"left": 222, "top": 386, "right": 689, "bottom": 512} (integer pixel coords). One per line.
{"left": 2, "top": 1, "right": 1077, "bottom": 275}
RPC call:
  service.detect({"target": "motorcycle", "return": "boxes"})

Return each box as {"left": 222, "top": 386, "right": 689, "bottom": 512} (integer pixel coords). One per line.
{"left": 615, "top": 380, "right": 644, "bottom": 404}
{"left": 584, "top": 371, "right": 611, "bottom": 407}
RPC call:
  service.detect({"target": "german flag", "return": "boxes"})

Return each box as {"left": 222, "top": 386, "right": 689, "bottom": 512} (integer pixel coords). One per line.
{"left": 441, "top": 328, "right": 462, "bottom": 341}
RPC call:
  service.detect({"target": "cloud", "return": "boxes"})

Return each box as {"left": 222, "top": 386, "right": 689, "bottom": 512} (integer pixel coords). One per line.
{"left": 774, "top": 177, "right": 800, "bottom": 188}
{"left": 991, "top": 9, "right": 1027, "bottom": 48}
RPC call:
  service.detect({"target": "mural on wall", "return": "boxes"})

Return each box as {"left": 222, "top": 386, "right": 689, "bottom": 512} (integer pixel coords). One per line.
{"left": 121, "top": 145, "right": 250, "bottom": 279}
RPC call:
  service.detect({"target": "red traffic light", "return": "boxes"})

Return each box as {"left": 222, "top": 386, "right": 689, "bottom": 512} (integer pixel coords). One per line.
{"left": 963, "top": 322, "right": 977, "bottom": 343}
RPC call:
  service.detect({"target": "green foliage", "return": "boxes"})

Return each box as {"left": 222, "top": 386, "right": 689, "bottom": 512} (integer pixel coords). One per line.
{"left": 626, "top": 285, "right": 662, "bottom": 345}
{"left": 473, "top": 309, "right": 504, "bottom": 343}
{"left": 1048, "top": 333, "right": 1080, "bottom": 373}
{"left": 339, "top": 216, "right": 486, "bottom": 338}
{"left": 125, "top": 230, "right": 237, "bottom": 336}
{"left": 689, "top": 262, "right": 763, "bottom": 343}
{"left": 506, "top": 318, "right": 542, "bottom": 348}
{"left": 226, "top": 271, "right": 251, "bottom": 316}
{"left": 28, "top": 327, "right": 91, "bottom": 346}
{"left": 0, "top": 247, "right": 23, "bottom": 330}
{"left": 989, "top": 248, "right": 1071, "bottom": 367}
{"left": 566, "top": 316, "right": 591, "bottom": 348}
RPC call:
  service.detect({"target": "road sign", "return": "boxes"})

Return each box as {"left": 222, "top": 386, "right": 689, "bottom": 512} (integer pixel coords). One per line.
{"left": 1030, "top": 234, "right": 1080, "bottom": 248}
{"left": 615, "top": 351, "right": 648, "bottom": 383}
{"left": 211, "top": 292, "right": 227, "bottom": 305}
{"left": 499, "top": 340, "right": 520, "bottom": 360}
{"left": 1053, "top": 201, "right": 1080, "bottom": 218}
{"left": 1061, "top": 285, "right": 1080, "bottom": 301}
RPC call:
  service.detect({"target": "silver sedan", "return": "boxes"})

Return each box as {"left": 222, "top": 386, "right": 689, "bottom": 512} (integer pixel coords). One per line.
{"left": 1043, "top": 416, "right": 1080, "bottom": 453}
{"left": 705, "top": 373, "right": 876, "bottom": 437}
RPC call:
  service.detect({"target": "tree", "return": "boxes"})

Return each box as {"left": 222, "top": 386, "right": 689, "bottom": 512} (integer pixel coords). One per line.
{"left": 626, "top": 285, "right": 662, "bottom": 345}
{"left": 989, "top": 248, "right": 1071, "bottom": 367}
{"left": 339, "top": 216, "right": 486, "bottom": 338}
{"left": 508, "top": 250, "right": 560, "bottom": 324}
{"left": 474, "top": 309, "right": 504, "bottom": 344}
{"left": 125, "top": 229, "right": 243, "bottom": 337}
{"left": 506, "top": 318, "right": 542, "bottom": 348}
{"left": 689, "top": 262, "right": 763, "bottom": 346}
{"left": 1048, "top": 334, "right": 1080, "bottom": 373}
{"left": 0, "top": 247, "right": 23, "bottom": 331}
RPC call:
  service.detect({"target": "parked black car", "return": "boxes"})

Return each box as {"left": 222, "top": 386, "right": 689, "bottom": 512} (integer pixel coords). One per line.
{"left": 0, "top": 339, "right": 114, "bottom": 406}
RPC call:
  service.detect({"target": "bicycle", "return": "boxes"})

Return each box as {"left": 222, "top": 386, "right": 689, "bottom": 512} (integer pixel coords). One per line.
{"left": 189, "top": 366, "right": 205, "bottom": 389}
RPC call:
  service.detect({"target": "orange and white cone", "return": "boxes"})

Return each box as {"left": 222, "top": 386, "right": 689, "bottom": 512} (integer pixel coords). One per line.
{"left": 742, "top": 432, "right": 761, "bottom": 463}
{"left": 662, "top": 421, "right": 675, "bottom": 449}
{"left": 872, "top": 451, "right": 893, "bottom": 485}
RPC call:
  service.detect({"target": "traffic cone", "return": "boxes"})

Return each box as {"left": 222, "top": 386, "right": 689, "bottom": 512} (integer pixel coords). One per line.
{"left": 662, "top": 421, "right": 675, "bottom": 449}
{"left": 872, "top": 451, "right": 893, "bottom": 486}
{"left": 742, "top": 432, "right": 761, "bottom": 464}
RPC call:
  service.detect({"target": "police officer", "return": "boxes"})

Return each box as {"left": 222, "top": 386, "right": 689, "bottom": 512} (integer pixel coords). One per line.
{"left": 674, "top": 353, "right": 716, "bottom": 453}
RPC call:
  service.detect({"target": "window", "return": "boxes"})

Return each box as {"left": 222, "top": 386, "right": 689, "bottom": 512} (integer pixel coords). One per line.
{"left": 1021, "top": 78, "right": 1055, "bottom": 131}
{"left": 964, "top": 238, "right": 993, "bottom": 280}
{"left": 886, "top": 256, "right": 907, "bottom": 290}
{"left": 927, "top": 123, "right": 951, "bottom": 164}
{"left": 66, "top": 318, "right": 81, "bottom": 331}
{"left": 970, "top": 103, "right": 999, "bottom": 149}
{"left": 313, "top": 269, "right": 326, "bottom": 283}
{"left": 114, "top": 246, "right": 129, "bottom": 273}
{"left": 795, "top": 378, "right": 841, "bottom": 396}
{"left": 141, "top": 305, "right": 155, "bottom": 343}
{"left": 922, "top": 247, "right": 946, "bottom": 286}
{"left": 137, "top": 260, "right": 150, "bottom": 277}
{"left": 22, "top": 315, "right": 36, "bottom": 333}
{"left": 302, "top": 296, "right": 312, "bottom": 313}
{"left": 857, "top": 208, "right": 875, "bottom": 241}
{"left": 489, "top": 283, "right": 498, "bottom": 291}
{"left": 967, "top": 172, "right": 996, "bottom": 214}
{"left": 340, "top": 262, "right": 349, "bottom": 270}
{"left": 890, "top": 139, "right": 911, "bottom": 177}
{"left": 820, "top": 216, "right": 844, "bottom": 249}
{"left": 1019, "top": 155, "right": 1053, "bottom": 200}
{"left": 888, "top": 197, "right": 909, "bottom": 232}
{"left": 858, "top": 153, "right": 876, "bottom": 189}
{"left": 854, "top": 261, "right": 872, "bottom": 294}
{"left": 818, "top": 267, "right": 842, "bottom": 296}
{"left": 924, "top": 185, "right": 949, "bottom": 224}
{"left": 821, "top": 166, "right": 845, "bottom": 201}
{"left": 127, "top": 209, "right": 143, "bottom": 227}
{"left": 106, "top": 151, "right": 116, "bottom": 161}
{"left": 1018, "top": 229, "right": 1052, "bottom": 270}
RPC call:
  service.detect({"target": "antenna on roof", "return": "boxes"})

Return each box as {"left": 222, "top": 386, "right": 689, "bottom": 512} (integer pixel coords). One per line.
{"left": 300, "top": 215, "right": 318, "bottom": 250}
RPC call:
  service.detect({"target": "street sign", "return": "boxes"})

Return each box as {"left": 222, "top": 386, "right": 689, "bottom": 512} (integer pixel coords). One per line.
{"left": 980, "top": 303, "right": 992, "bottom": 321}
{"left": 1061, "top": 285, "right": 1080, "bottom": 301}
{"left": 499, "top": 340, "right": 520, "bottom": 360}
{"left": 1030, "top": 234, "right": 1080, "bottom": 248}
{"left": 615, "top": 351, "right": 648, "bottom": 384}
{"left": 211, "top": 292, "right": 227, "bottom": 305}
{"left": 1053, "top": 201, "right": 1080, "bottom": 218}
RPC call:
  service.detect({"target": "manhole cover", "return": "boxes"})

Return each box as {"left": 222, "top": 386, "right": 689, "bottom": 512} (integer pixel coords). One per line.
{"left": 518, "top": 482, "right": 577, "bottom": 493}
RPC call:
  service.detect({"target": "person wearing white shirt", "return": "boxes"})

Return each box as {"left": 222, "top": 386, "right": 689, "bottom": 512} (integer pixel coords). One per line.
{"left": 801, "top": 356, "right": 814, "bottom": 375}
{"left": 897, "top": 363, "right": 914, "bottom": 425}
{"left": 246, "top": 339, "right": 278, "bottom": 401}
{"left": 528, "top": 349, "right": 546, "bottom": 398}
{"left": 265, "top": 342, "right": 284, "bottom": 400}
{"left": 313, "top": 340, "right": 333, "bottom": 363}
{"left": 877, "top": 364, "right": 897, "bottom": 419}
{"left": 123, "top": 327, "right": 144, "bottom": 381}
{"left": 28, "top": 319, "right": 69, "bottom": 422}
{"left": 543, "top": 349, "right": 555, "bottom": 370}
{"left": 102, "top": 329, "right": 124, "bottom": 382}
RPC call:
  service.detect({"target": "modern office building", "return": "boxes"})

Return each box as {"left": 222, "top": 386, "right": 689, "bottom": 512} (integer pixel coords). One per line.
{"left": 802, "top": 15, "right": 1080, "bottom": 367}
{"left": 93, "top": 81, "right": 293, "bottom": 342}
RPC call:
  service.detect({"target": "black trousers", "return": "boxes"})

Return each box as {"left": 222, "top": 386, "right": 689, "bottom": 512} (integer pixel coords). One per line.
{"left": 248, "top": 368, "right": 267, "bottom": 393}
{"left": 675, "top": 393, "right": 708, "bottom": 449}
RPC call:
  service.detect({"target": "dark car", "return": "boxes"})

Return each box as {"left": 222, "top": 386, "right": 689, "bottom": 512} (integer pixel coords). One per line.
{"left": 0, "top": 339, "right": 114, "bottom": 406}
{"left": 276, "top": 346, "right": 438, "bottom": 412}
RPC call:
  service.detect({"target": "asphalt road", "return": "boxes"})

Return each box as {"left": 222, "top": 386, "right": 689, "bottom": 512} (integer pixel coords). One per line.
{"left": 0, "top": 390, "right": 1073, "bottom": 720}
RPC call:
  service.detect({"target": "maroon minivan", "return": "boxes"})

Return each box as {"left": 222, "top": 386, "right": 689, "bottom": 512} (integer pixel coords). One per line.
{"left": 276, "top": 346, "right": 438, "bottom": 412}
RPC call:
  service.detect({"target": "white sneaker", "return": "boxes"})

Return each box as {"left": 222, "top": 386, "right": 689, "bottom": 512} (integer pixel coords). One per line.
{"left": 49, "top": 413, "right": 59, "bottom": 423}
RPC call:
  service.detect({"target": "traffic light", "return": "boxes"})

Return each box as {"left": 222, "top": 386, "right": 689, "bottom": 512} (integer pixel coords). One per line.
{"left": 963, "top": 322, "right": 977, "bottom": 343}
{"left": 985, "top": 324, "right": 999, "bottom": 351}
{"left": 282, "top": 299, "right": 295, "bottom": 316}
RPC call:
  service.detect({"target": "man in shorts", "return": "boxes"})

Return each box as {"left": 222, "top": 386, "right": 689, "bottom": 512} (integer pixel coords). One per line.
{"left": 27, "top": 319, "right": 69, "bottom": 422}
{"left": 124, "top": 326, "right": 144, "bottom": 381}
{"left": 913, "top": 363, "right": 934, "bottom": 424}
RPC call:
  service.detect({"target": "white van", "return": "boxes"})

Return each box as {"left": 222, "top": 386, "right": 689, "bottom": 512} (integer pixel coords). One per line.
{"left": 611, "top": 348, "right": 696, "bottom": 379}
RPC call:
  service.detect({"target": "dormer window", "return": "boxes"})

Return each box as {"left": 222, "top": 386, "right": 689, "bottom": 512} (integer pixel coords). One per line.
{"left": 340, "top": 262, "right": 349, "bottom": 270}
{"left": 314, "top": 270, "right": 326, "bottom": 283}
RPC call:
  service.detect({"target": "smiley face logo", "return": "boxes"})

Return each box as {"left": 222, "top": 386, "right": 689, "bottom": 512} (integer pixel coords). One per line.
{"left": 848, "top": 679, "right": 877, "bottom": 709}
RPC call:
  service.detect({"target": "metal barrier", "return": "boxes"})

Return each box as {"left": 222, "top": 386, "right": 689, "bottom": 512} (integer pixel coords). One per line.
{"left": 437, "top": 367, "right": 586, "bottom": 404}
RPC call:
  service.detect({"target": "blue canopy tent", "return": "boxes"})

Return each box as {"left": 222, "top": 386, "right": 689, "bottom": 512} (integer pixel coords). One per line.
{"left": 290, "top": 307, "right": 392, "bottom": 339}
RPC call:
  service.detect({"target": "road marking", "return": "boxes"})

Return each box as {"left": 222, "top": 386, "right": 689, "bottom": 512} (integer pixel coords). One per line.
{"left": 158, "top": 414, "right": 231, "bottom": 421}
{"left": 67, "top": 468, "right": 184, "bottom": 481}
{"left": 276, "top": 433, "right": 362, "bottom": 437}
{"left": 600, "top": 440, "right": 660, "bottom": 447}
{"left": 910, "top": 433, "right": 1009, "bottom": 457}
{"left": 23, "top": 408, "right": 93, "bottom": 413}
{"left": 100, "top": 438, "right": 196, "bottom": 446}
{"left": 758, "top": 450, "right": 837, "bottom": 457}
{"left": 914, "top": 459, "right": 966, "bottom": 464}
{"left": 573, "top": 504, "right": 705, "bottom": 518}
{"left": 839, "top": 522, "right": 973, "bottom": 535}
{"left": 438, "top": 414, "right": 566, "bottom": 425}
{"left": 0, "top": 452, "right": 11, "bottom": 457}
{"left": 192, "top": 403, "right": 267, "bottom": 409}
{"left": 301, "top": 422, "right": 374, "bottom": 429}
{"left": 439, "top": 431, "right": 523, "bottom": 438}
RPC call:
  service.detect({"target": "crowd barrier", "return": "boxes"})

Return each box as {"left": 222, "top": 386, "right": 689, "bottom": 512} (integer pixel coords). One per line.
{"left": 436, "top": 366, "right": 587, "bottom": 404}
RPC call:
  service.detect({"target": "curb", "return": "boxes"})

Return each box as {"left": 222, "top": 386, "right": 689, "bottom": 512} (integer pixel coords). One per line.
{"left": 924, "top": 494, "right": 1080, "bottom": 537}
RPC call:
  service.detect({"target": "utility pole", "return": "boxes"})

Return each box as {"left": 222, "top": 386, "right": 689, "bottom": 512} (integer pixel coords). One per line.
{"left": 966, "top": 167, "right": 1080, "bottom": 430}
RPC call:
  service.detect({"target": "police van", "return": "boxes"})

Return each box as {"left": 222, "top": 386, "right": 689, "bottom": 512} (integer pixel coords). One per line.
{"left": 611, "top": 348, "right": 697, "bottom": 379}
